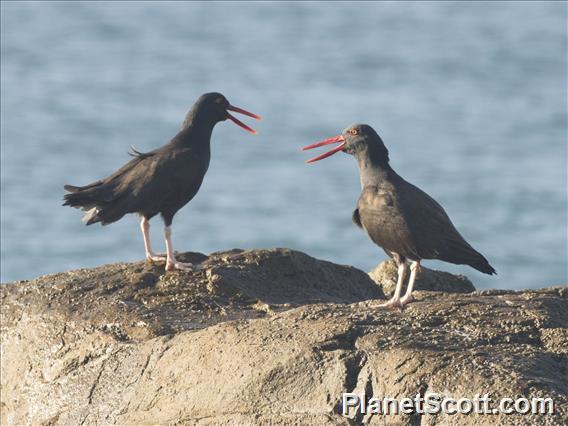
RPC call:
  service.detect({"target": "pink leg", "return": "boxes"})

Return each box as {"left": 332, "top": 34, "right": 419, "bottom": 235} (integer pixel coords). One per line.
{"left": 379, "top": 262, "right": 408, "bottom": 309}
{"left": 164, "top": 226, "right": 193, "bottom": 271}
{"left": 400, "top": 261, "right": 420, "bottom": 306}
{"left": 140, "top": 217, "right": 166, "bottom": 262}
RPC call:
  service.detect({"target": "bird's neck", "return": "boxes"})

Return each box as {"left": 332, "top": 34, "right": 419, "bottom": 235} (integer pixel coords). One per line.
{"left": 179, "top": 115, "right": 218, "bottom": 147}
{"left": 355, "top": 149, "right": 393, "bottom": 189}
{"left": 181, "top": 107, "right": 220, "bottom": 136}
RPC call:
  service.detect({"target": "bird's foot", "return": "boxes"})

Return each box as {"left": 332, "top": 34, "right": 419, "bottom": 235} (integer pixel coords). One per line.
{"left": 378, "top": 297, "right": 403, "bottom": 310}
{"left": 146, "top": 252, "right": 166, "bottom": 262}
{"left": 165, "top": 260, "right": 194, "bottom": 272}
{"left": 399, "top": 294, "right": 414, "bottom": 307}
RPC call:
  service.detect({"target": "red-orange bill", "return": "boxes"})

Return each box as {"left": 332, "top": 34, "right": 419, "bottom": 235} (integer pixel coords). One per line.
{"left": 302, "top": 135, "right": 346, "bottom": 163}
{"left": 226, "top": 104, "right": 262, "bottom": 134}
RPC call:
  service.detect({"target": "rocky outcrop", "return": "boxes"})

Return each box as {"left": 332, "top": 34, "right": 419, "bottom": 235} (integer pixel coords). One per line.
{"left": 1, "top": 249, "right": 566, "bottom": 425}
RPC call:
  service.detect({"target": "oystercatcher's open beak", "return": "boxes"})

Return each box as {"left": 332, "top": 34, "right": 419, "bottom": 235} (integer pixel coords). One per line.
{"left": 226, "top": 105, "right": 262, "bottom": 134}
{"left": 301, "top": 135, "right": 346, "bottom": 163}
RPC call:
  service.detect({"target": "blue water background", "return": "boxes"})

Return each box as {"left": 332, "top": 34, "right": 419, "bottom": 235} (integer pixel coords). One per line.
{"left": 1, "top": 2, "right": 566, "bottom": 289}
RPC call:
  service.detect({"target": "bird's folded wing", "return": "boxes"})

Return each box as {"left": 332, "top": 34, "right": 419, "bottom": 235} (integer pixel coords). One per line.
{"left": 397, "top": 180, "right": 475, "bottom": 260}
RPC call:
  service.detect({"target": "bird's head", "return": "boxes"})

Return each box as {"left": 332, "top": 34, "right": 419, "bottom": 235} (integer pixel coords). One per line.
{"left": 302, "top": 124, "right": 389, "bottom": 164}
{"left": 187, "top": 92, "right": 262, "bottom": 134}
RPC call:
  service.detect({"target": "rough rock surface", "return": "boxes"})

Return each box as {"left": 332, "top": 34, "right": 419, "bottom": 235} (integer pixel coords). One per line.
{"left": 1, "top": 248, "right": 566, "bottom": 425}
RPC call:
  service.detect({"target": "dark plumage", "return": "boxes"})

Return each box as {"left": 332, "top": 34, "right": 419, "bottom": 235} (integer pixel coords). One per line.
{"left": 64, "top": 92, "right": 261, "bottom": 271}
{"left": 303, "top": 123, "right": 495, "bottom": 308}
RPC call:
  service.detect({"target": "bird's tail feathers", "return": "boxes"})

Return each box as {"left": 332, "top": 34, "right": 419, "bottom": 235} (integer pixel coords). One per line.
{"left": 63, "top": 187, "right": 99, "bottom": 209}
{"left": 63, "top": 184, "right": 83, "bottom": 193}
{"left": 445, "top": 239, "right": 497, "bottom": 275}
{"left": 470, "top": 256, "right": 497, "bottom": 275}
{"left": 63, "top": 183, "right": 125, "bottom": 226}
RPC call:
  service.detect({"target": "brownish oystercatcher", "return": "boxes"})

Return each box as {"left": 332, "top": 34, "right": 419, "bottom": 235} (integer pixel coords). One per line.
{"left": 64, "top": 92, "right": 261, "bottom": 271}
{"left": 302, "top": 124, "right": 495, "bottom": 308}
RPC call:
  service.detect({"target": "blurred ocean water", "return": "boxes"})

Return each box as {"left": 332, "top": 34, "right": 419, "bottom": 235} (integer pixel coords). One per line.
{"left": 1, "top": 2, "right": 566, "bottom": 289}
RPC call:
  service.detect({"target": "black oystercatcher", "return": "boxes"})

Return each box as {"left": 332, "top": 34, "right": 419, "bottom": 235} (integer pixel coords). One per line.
{"left": 302, "top": 124, "right": 495, "bottom": 308}
{"left": 64, "top": 92, "right": 261, "bottom": 271}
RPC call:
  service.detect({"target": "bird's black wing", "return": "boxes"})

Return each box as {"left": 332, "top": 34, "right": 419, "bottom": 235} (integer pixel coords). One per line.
{"left": 100, "top": 145, "right": 207, "bottom": 215}
{"left": 64, "top": 147, "right": 159, "bottom": 195}
{"left": 63, "top": 143, "right": 206, "bottom": 225}
{"left": 396, "top": 178, "right": 495, "bottom": 274}
{"left": 63, "top": 149, "right": 161, "bottom": 218}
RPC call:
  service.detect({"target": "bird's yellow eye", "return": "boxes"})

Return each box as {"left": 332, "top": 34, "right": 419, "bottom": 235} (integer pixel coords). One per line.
{"left": 350, "top": 128, "right": 358, "bottom": 135}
